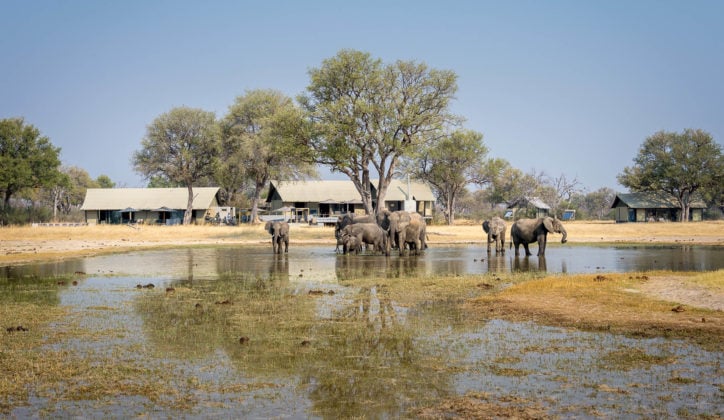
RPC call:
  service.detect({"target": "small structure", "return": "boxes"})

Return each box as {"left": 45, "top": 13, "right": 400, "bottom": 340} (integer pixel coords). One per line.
{"left": 81, "top": 187, "right": 221, "bottom": 225}
{"left": 506, "top": 197, "right": 551, "bottom": 219}
{"left": 611, "top": 192, "right": 706, "bottom": 222}
{"left": 372, "top": 178, "right": 435, "bottom": 219}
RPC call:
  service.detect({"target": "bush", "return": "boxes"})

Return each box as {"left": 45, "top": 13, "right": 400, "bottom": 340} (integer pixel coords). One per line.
{"left": 0, "top": 205, "right": 53, "bottom": 226}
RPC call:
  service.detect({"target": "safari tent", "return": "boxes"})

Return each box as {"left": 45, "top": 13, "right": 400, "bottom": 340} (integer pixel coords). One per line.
{"left": 80, "top": 187, "right": 221, "bottom": 225}
{"left": 611, "top": 192, "right": 706, "bottom": 222}
{"left": 266, "top": 179, "right": 435, "bottom": 222}
{"left": 505, "top": 197, "right": 551, "bottom": 219}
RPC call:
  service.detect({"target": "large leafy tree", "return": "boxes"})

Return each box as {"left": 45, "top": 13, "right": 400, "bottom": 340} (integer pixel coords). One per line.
{"left": 410, "top": 129, "right": 487, "bottom": 225}
{"left": 133, "top": 107, "right": 221, "bottom": 225}
{"left": 0, "top": 118, "right": 63, "bottom": 208}
{"left": 222, "top": 89, "right": 316, "bottom": 224}
{"left": 477, "top": 159, "right": 540, "bottom": 210}
{"left": 618, "top": 129, "right": 723, "bottom": 222}
{"left": 299, "top": 49, "right": 457, "bottom": 216}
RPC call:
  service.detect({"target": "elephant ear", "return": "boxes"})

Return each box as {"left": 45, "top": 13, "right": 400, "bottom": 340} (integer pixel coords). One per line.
{"left": 543, "top": 217, "right": 554, "bottom": 233}
{"left": 482, "top": 221, "right": 490, "bottom": 233}
{"left": 265, "top": 221, "right": 273, "bottom": 234}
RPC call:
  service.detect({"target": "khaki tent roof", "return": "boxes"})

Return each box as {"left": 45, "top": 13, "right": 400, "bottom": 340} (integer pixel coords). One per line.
{"left": 270, "top": 179, "right": 436, "bottom": 204}
{"left": 611, "top": 192, "right": 706, "bottom": 209}
{"left": 374, "top": 179, "right": 436, "bottom": 202}
{"left": 80, "top": 188, "right": 220, "bottom": 211}
{"left": 269, "top": 180, "right": 364, "bottom": 204}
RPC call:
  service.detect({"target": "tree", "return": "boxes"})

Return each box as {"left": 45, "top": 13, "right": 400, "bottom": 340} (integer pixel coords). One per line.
{"left": 583, "top": 187, "right": 616, "bottom": 220}
{"left": 133, "top": 107, "right": 221, "bottom": 225}
{"left": 618, "top": 129, "right": 723, "bottom": 222}
{"left": 46, "top": 166, "right": 99, "bottom": 220}
{"left": 410, "top": 129, "right": 487, "bottom": 224}
{"left": 222, "top": 89, "right": 316, "bottom": 224}
{"left": 300, "top": 49, "right": 457, "bottom": 217}
{"left": 95, "top": 174, "right": 115, "bottom": 188}
{"left": 0, "top": 118, "right": 63, "bottom": 208}
{"left": 477, "top": 159, "right": 540, "bottom": 210}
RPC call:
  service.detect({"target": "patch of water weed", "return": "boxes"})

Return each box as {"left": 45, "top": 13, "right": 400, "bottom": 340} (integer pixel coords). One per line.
{"left": 600, "top": 347, "right": 676, "bottom": 371}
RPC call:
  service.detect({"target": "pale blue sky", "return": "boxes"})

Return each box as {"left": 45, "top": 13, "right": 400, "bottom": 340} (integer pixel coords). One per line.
{"left": 2, "top": 0, "right": 722, "bottom": 192}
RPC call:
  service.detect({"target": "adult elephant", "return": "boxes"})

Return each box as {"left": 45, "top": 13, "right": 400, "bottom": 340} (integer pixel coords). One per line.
{"left": 482, "top": 216, "right": 506, "bottom": 254}
{"left": 398, "top": 218, "right": 426, "bottom": 256}
{"left": 378, "top": 210, "right": 427, "bottom": 253}
{"left": 335, "top": 213, "right": 376, "bottom": 240}
{"left": 264, "top": 220, "right": 289, "bottom": 254}
{"left": 510, "top": 216, "right": 567, "bottom": 257}
{"left": 339, "top": 223, "right": 388, "bottom": 256}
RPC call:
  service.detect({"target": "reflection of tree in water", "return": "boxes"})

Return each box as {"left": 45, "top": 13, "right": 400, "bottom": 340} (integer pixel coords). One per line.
{"left": 299, "top": 285, "right": 454, "bottom": 418}
{"left": 136, "top": 271, "right": 462, "bottom": 417}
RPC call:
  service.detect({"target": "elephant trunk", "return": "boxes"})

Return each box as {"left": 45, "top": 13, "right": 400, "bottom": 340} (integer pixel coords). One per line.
{"left": 560, "top": 225, "right": 568, "bottom": 244}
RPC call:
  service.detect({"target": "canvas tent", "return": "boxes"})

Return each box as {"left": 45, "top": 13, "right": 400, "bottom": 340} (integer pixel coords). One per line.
{"left": 80, "top": 187, "right": 221, "bottom": 225}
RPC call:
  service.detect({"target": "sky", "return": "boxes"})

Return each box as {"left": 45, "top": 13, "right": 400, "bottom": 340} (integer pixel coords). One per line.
{"left": 2, "top": 0, "right": 722, "bottom": 193}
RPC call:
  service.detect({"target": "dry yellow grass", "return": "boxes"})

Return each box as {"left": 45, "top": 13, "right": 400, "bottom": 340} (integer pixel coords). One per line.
{"left": 0, "top": 220, "right": 722, "bottom": 265}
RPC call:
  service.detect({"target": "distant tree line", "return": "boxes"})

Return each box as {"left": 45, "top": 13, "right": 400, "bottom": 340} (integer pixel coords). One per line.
{"left": 2, "top": 50, "right": 722, "bottom": 225}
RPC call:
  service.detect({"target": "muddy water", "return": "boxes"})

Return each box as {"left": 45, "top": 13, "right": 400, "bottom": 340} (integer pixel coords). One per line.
{"left": 2, "top": 246, "right": 723, "bottom": 418}
{"left": 2, "top": 245, "right": 723, "bottom": 281}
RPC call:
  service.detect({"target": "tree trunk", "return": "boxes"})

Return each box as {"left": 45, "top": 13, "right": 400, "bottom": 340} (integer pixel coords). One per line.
{"left": 184, "top": 184, "right": 194, "bottom": 225}
{"left": 249, "top": 181, "right": 264, "bottom": 224}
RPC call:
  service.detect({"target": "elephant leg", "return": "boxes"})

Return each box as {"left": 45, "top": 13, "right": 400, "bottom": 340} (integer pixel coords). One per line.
{"left": 523, "top": 243, "right": 532, "bottom": 256}
{"left": 537, "top": 236, "right": 546, "bottom": 257}
{"left": 284, "top": 239, "right": 289, "bottom": 253}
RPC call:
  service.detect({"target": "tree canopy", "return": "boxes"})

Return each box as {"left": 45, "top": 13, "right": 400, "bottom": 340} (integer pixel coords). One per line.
{"left": 222, "top": 89, "right": 316, "bottom": 224}
{"left": 409, "top": 129, "right": 487, "bottom": 225}
{"left": 299, "top": 49, "right": 458, "bottom": 216}
{"left": 0, "top": 118, "right": 63, "bottom": 208}
{"left": 133, "top": 107, "right": 221, "bottom": 224}
{"left": 618, "top": 129, "right": 723, "bottom": 221}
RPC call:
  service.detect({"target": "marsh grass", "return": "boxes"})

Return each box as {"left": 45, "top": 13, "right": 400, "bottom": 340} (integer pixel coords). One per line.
{"left": 469, "top": 270, "right": 724, "bottom": 350}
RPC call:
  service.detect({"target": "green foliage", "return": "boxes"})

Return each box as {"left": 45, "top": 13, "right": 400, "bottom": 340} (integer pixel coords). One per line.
{"left": 411, "top": 129, "right": 487, "bottom": 224}
{"left": 300, "top": 49, "right": 458, "bottom": 215}
{"left": 133, "top": 107, "right": 221, "bottom": 224}
{"left": 95, "top": 174, "right": 115, "bottom": 188}
{"left": 221, "top": 89, "right": 317, "bottom": 222}
{"left": 0, "top": 118, "right": 63, "bottom": 208}
{"left": 618, "top": 129, "right": 723, "bottom": 221}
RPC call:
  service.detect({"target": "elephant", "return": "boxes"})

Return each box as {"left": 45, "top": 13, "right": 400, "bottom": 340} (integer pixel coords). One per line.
{"left": 341, "top": 234, "right": 363, "bottom": 255}
{"left": 339, "top": 223, "right": 388, "bottom": 256}
{"left": 335, "top": 213, "right": 376, "bottom": 241}
{"left": 510, "top": 216, "right": 567, "bottom": 257}
{"left": 377, "top": 210, "right": 427, "bottom": 253}
{"left": 398, "top": 218, "right": 425, "bottom": 256}
{"left": 264, "top": 220, "right": 289, "bottom": 254}
{"left": 482, "top": 216, "right": 506, "bottom": 254}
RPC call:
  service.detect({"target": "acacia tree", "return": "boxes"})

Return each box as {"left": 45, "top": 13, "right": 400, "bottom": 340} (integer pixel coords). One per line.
{"left": 299, "top": 49, "right": 457, "bottom": 217}
{"left": 0, "top": 118, "right": 63, "bottom": 208}
{"left": 618, "top": 129, "right": 723, "bottom": 222}
{"left": 133, "top": 107, "right": 220, "bottom": 225}
{"left": 410, "top": 129, "right": 487, "bottom": 224}
{"left": 222, "top": 89, "right": 316, "bottom": 224}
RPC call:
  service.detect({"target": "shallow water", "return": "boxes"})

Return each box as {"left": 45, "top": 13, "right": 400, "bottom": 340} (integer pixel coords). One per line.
{"left": 2, "top": 245, "right": 723, "bottom": 418}
{"left": 2, "top": 244, "right": 722, "bottom": 281}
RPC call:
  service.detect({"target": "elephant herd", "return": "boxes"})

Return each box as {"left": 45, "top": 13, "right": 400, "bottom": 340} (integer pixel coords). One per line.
{"left": 267, "top": 213, "right": 567, "bottom": 257}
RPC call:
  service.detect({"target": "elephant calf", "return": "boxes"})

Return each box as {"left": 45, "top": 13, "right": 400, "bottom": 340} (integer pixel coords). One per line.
{"left": 482, "top": 216, "right": 506, "bottom": 254}
{"left": 510, "top": 216, "right": 567, "bottom": 257}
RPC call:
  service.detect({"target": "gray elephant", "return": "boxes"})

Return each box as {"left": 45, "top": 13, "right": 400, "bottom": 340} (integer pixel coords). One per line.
{"left": 398, "top": 218, "right": 426, "bottom": 256}
{"left": 482, "top": 216, "right": 506, "bottom": 254}
{"left": 341, "top": 234, "right": 363, "bottom": 254}
{"left": 378, "top": 210, "right": 427, "bottom": 253}
{"left": 264, "top": 220, "right": 289, "bottom": 254}
{"left": 335, "top": 213, "right": 376, "bottom": 240}
{"left": 510, "top": 216, "right": 567, "bottom": 257}
{"left": 339, "top": 223, "right": 388, "bottom": 256}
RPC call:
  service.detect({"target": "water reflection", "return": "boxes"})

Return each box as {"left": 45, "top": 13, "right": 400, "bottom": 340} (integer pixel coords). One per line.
{"left": 1, "top": 245, "right": 722, "bottom": 282}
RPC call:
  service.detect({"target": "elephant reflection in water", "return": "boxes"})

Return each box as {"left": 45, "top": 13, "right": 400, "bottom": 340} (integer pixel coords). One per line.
{"left": 512, "top": 256, "right": 547, "bottom": 272}
{"left": 485, "top": 254, "right": 507, "bottom": 273}
{"left": 335, "top": 254, "right": 425, "bottom": 279}
{"left": 268, "top": 254, "right": 290, "bottom": 283}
